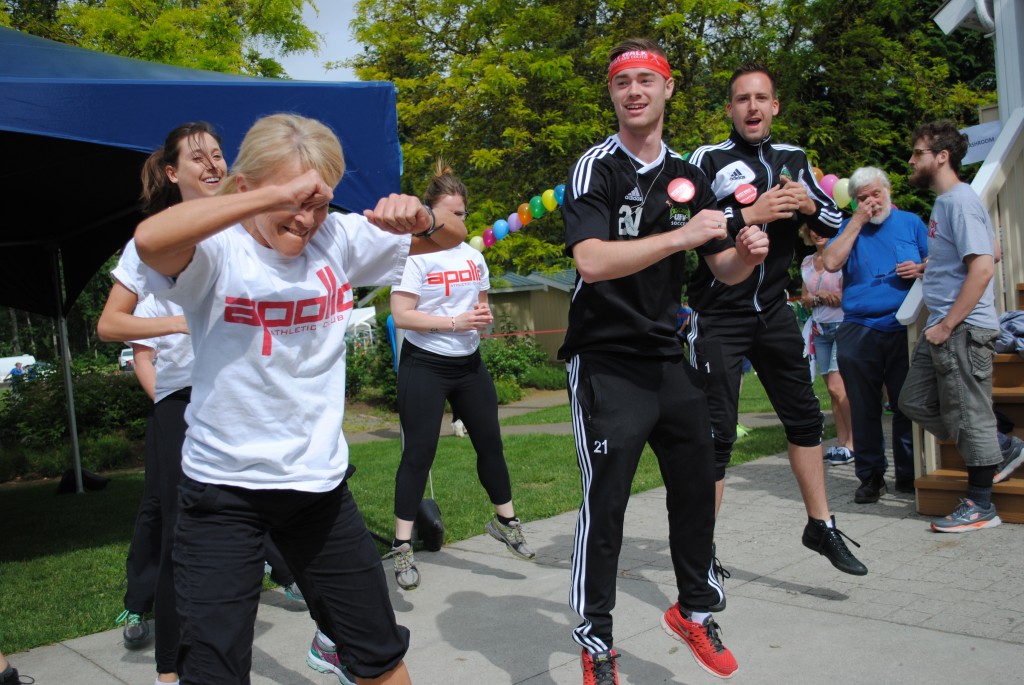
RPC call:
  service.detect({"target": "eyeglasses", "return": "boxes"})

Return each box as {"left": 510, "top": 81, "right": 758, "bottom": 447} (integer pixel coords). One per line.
{"left": 911, "top": 148, "right": 937, "bottom": 158}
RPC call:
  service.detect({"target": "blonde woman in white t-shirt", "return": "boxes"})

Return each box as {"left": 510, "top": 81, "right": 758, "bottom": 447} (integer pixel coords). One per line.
{"left": 134, "top": 114, "right": 467, "bottom": 685}
{"left": 388, "top": 161, "right": 535, "bottom": 592}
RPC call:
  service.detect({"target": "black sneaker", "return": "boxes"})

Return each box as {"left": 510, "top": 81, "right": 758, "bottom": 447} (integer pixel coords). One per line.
{"left": 0, "top": 664, "right": 25, "bottom": 685}
{"left": 709, "top": 542, "right": 730, "bottom": 612}
{"left": 854, "top": 473, "right": 887, "bottom": 504}
{"left": 802, "top": 516, "right": 868, "bottom": 576}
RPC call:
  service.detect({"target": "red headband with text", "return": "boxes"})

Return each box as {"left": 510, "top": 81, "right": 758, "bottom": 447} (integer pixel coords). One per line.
{"left": 608, "top": 50, "right": 672, "bottom": 81}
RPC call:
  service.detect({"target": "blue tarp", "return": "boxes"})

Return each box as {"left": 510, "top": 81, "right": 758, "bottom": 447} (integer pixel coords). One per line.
{"left": 0, "top": 27, "right": 401, "bottom": 316}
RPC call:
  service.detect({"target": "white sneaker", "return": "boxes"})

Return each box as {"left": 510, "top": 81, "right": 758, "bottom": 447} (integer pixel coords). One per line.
{"left": 452, "top": 419, "right": 467, "bottom": 438}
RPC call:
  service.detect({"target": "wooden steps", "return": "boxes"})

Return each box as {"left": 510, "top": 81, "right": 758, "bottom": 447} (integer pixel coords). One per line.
{"left": 915, "top": 351, "right": 1024, "bottom": 523}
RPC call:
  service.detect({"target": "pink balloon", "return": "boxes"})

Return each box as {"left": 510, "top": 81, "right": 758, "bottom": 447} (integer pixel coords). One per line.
{"left": 507, "top": 212, "right": 522, "bottom": 233}
{"left": 819, "top": 174, "right": 839, "bottom": 198}
{"left": 483, "top": 227, "right": 496, "bottom": 247}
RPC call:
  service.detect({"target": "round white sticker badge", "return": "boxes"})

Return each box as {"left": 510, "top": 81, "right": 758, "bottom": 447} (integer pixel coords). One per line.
{"left": 735, "top": 183, "right": 758, "bottom": 205}
{"left": 667, "top": 178, "right": 695, "bottom": 203}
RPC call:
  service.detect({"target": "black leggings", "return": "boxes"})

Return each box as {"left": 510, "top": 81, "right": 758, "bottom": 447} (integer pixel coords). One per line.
{"left": 148, "top": 389, "right": 189, "bottom": 673}
{"left": 394, "top": 341, "right": 512, "bottom": 521}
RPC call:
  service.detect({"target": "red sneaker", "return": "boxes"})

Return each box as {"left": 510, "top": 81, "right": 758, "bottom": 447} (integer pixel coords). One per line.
{"left": 661, "top": 603, "right": 738, "bottom": 679}
{"left": 581, "top": 649, "right": 619, "bottom": 685}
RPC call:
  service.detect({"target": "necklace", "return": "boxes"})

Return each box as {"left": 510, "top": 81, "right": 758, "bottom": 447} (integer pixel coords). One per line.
{"left": 628, "top": 154, "right": 667, "bottom": 210}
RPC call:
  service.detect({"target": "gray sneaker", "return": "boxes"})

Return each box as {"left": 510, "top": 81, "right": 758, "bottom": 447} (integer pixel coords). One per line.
{"left": 485, "top": 516, "right": 536, "bottom": 560}
{"left": 994, "top": 436, "right": 1024, "bottom": 483}
{"left": 390, "top": 542, "right": 420, "bottom": 590}
{"left": 931, "top": 498, "right": 1002, "bottom": 533}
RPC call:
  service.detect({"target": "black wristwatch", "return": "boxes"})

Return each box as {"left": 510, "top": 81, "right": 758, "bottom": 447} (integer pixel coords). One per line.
{"left": 413, "top": 205, "right": 445, "bottom": 238}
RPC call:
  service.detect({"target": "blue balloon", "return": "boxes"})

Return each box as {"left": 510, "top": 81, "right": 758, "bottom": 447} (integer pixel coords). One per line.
{"left": 554, "top": 184, "right": 566, "bottom": 205}
{"left": 493, "top": 219, "right": 509, "bottom": 240}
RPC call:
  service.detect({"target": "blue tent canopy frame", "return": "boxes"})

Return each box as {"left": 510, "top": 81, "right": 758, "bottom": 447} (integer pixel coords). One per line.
{"left": 0, "top": 26, "right": 402, "bottom": 317}
{"left": 0, "top": 27, "right": 402, "bottom": 494}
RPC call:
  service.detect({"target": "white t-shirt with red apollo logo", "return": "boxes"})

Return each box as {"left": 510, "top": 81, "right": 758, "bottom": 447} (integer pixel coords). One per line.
{"left": 164, "top": 212, "right": 410, "bottom": 492}
{"left": 394, "top": 242, "right": 490, "bottom": 357}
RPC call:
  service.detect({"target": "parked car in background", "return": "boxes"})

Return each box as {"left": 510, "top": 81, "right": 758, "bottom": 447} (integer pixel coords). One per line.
{"left": 119, "top": 348, "right": 134, "bottom": 371}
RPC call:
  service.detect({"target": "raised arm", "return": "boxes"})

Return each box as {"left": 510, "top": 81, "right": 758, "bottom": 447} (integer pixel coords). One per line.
{"left": 363, "top": 195, "right": 467, "bottom": 255}
{"left": 135, "top": 169, "right": 333, "bottom": 276}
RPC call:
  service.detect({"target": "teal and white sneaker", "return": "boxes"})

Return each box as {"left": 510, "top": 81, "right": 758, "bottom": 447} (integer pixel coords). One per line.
{"left": 115, "top": 609, "right": 150, "bottom": 649}
{"left": 931, "top": 499, "right": 1002, "bottom": 533}
{"left": 306, "top": 630, "right": 356, "bottom": 685}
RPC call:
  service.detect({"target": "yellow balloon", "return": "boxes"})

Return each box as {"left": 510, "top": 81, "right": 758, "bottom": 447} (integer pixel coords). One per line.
{"left": 468, "top": 235, "right": 485, "bottom": 252}
{"left": 542, "top": 188, "right": 558, "bottom": 212}
{"left": 833, "top": 178, "right": 851, "bottom": 209}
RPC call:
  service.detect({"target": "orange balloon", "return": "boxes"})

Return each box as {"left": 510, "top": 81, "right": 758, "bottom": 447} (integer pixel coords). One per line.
{"left": 812, "top": 166, "right": 824, "bottom": 182}
{"left": 517, "top": 202, "right": 533, "bottom": 226}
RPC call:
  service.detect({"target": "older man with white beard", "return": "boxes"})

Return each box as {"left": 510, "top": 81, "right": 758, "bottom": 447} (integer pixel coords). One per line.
{"left": 823, "top": 167, "right": 928, "bottom": 503}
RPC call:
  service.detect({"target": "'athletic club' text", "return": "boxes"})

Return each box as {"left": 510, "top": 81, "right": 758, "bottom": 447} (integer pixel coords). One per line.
{"left": 224, "top": 266, "right": 353, "bottom": 355}
{"left": 426, "top": 260, "right": 482, "bottom": 296}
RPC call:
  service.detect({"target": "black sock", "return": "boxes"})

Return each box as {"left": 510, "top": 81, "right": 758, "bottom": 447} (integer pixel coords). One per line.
{"left": 497, "top": 514, "right": 517, "bottom": 526}
{"left": 392, "top": 538, "right": 411, "bottom": 548}
{"left": 967, "top": 465, "right": 997, "bottom": 508}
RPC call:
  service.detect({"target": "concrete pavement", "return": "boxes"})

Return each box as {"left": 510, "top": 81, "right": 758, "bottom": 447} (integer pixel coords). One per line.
{"left": 10, "top": 391, "right": 1024, "bottom": 684}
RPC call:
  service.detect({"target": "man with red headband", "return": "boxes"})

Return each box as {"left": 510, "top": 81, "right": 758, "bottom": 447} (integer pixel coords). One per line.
{"left": 560, "top": 37, "right": 769, "bottom": 684}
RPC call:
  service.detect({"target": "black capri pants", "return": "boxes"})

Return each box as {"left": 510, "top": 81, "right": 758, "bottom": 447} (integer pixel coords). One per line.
{"left": 394, "top": 341, "right": 512, "bottom": 521}
{"left": 688, "top": 300, "right": 824, "bottom": 479}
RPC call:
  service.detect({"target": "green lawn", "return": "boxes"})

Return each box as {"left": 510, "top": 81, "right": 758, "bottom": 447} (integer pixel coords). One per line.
{"left": 0, "top": 376, "right": 835, "bottom": 653}
{"left": 502, "top": 372, "right": 833, "bottom": 426}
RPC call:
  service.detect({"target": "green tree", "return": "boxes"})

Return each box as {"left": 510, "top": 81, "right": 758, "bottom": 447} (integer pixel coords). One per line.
{"left": 2, "top": 0, "right": 320, "bottom": 77}
{"left": 349, "top": 0, "right": 994, "bottom": 278}
{"left": 0, "top": 0, "right": 322, "bottom": 363}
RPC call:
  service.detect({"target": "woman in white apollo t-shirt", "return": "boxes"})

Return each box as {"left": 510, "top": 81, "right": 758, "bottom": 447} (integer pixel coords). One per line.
{"left": 799, "top": 225, "right": 854, "bottom": 466}
{"left": 388, "top": 162, "right": 535, "bottom": 593}
{"left": 133, "top": 114, "right": 466, "bottom": 685}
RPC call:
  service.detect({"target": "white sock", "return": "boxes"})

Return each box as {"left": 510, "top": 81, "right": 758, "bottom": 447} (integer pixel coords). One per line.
{"left": 825, "top": 518, "right": 835, "bottom": 529}
{"left": 317, "top": 629, "right": 336, "bottom": 648}
{"left": 688, "top": 610, "right": 711, "bottom": 625}
{"left": 155, "top": 679, "right": 179, "bottom": 685}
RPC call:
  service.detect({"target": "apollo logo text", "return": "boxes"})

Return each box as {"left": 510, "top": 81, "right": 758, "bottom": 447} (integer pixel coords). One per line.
{"left": 224, "top": 266, "right": 352, "bottom": 355}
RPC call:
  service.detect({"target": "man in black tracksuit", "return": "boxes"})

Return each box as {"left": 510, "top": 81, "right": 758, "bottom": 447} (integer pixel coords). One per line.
{"left": 687, "top": 63, "right": 867, "bottom": 576}
{"left": 559, "top": 39, "right": 770, "bottom": 684}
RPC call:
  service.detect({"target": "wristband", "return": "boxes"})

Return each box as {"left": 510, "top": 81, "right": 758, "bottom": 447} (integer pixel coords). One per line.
{"left": 451, "top": 317, "right": 457, "bottom": 333}
{"left": 413, "top": 204, "right": 445, "bottom": 238}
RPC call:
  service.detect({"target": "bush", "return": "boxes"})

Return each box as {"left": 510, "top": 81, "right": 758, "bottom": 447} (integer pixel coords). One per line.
{"left": 345, "top": 313, "right": 399, "bottom": 410}
{"left": 521, "top": 364, "right": 566, "bottom": 390}
{"left": 479, "top": 325, "right": 548, "bottom": 384}
{"left": 493, "top": 377, "right": 524, "bottom": 404}
{"left": 0, "top": 361, "right": 150, "bottom": 481}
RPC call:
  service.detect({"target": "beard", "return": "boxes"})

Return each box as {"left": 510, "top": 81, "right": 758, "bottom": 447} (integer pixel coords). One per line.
{"left": 869, "top": 204, "right": 892, "bottom": 225}
{"left": 908, "top": 167, "right": 931, "bottom": 190}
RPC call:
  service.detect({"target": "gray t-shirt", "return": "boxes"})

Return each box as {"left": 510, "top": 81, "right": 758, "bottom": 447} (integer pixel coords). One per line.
{"left": 922, "top": 182, "right": 998, "bottom": 330}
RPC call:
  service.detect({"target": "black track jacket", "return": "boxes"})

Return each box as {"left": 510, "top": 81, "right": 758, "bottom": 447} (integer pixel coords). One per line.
{"left": 687, "top": 127, "right": 842, "bottom": 314}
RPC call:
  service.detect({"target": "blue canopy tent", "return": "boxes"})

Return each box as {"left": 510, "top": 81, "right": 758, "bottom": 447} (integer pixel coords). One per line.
{"left": 0, "top": 27, "right": 401, "bottom": 492}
